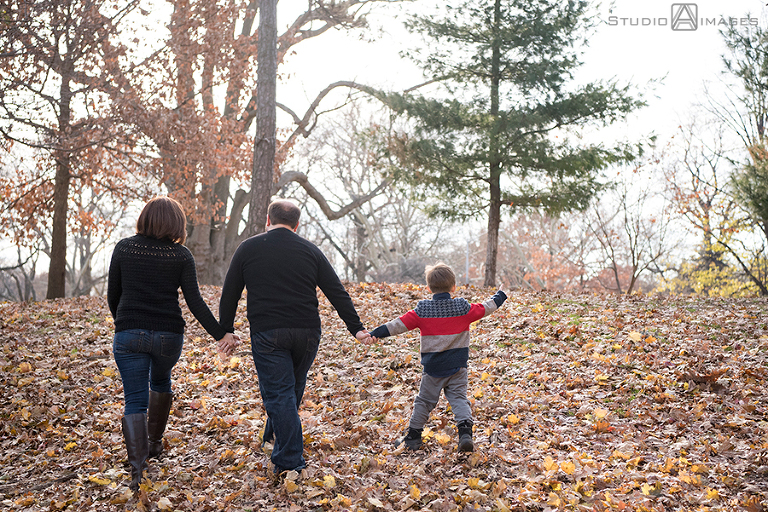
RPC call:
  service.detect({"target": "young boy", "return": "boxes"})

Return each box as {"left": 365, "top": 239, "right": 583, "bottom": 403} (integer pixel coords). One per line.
{"left": 370, "top": 262, "right": 507, "bottom": 452}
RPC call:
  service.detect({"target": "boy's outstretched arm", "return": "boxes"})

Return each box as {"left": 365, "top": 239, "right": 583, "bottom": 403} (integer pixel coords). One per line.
{"left": 370, "top": 324, "right": 391, "bottom": 340}
{"left": 370, "top": 315, "right": 412, "bottom": 342}
{"left": 479, "top": 288, "right": 508, "bottom": 318}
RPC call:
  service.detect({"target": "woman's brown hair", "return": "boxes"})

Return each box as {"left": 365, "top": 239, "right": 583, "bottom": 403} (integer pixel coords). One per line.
{"left": 136, "top": 196, "right": 187, "bottom": 244}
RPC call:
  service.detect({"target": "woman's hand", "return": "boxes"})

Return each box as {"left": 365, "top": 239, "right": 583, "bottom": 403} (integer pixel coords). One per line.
{"left": 218, "top": 332, "right": 240, "bottom": 357}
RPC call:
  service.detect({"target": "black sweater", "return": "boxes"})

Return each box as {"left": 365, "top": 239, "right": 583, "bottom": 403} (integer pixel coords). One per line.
{"left": 107, "top": 235, "right": 227, "bottom": 340}
{"left": 219, "top": 228, "right": 364, "bottom": 335}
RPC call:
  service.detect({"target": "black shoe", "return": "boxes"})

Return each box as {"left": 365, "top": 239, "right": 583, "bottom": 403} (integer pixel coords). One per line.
{"left": 457, "top": 420, "right": 474, "bottom": 452}
{"left": 147, "top": 391, "right": 173, "bottom": 459}
{"left": 395, "top": 427, "right": 423, "bottom": 450}
{"left": 121, "top": 413, "right": 149, "bottom": 491}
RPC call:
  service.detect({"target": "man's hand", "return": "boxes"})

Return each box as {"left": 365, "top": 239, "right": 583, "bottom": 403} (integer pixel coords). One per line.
{"left": 355, "top": 329, "right": 372, "bottom": 344}
{"left": 218, "top": 332, "right": 240, "bottom": 357}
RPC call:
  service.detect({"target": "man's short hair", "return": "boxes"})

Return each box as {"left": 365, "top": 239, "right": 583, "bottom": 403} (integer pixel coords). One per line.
{"left": 268, "top": 199, "right": 301, "bottom": 229}
{"left": 425, "top": 262, "right": 455, "bottom": 293}
{"left": 136, "top": 196, "right": 187, "bottom": 244}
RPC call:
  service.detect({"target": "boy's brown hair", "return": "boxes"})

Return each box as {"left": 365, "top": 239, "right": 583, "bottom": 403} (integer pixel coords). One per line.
{"left": 425, "top": 262, "right": 455, "bottom": 293}
{"left": 268, "top": 199, "right": 301, "bottom": 229}
{"left": 136, "top": 196, "right": 187, "bottom": 244}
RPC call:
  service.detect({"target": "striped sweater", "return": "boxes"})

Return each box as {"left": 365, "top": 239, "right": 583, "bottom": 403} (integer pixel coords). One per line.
{"left": 370, "top": 290, "right": 507, "bottom": 377}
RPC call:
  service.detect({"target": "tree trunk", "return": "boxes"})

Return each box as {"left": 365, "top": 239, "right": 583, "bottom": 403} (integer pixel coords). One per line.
{"left": 47, "top": 73, "right": 73, "bottom": 299}
{"left": 248, "top": 0, "right": 277, "bottom": 236}
{"left": 354, "top": 218, "right": 367, "bottom": 282}
{"left": 483, "top": 0, "right": 503, "bottom": 288}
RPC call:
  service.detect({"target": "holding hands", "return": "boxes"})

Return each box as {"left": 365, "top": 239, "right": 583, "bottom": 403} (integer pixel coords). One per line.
{"left": 218, "top": 332, "right": 240, "bottom": 358}
{"left": 355, "top": 329, "right": 373, "bottom": 344}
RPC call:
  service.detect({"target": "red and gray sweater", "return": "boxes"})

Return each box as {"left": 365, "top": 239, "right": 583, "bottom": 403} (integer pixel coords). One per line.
{"left": 370, "top": 290, "right": 507, "bottom": 377}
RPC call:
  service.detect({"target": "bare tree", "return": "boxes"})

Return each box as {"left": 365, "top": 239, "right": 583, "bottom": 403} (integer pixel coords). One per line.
{"left": 587, "top": 166, "right": 678, "bottom": 294}
{"left": 283, "top": 103, "right": 446, "bottom": 282}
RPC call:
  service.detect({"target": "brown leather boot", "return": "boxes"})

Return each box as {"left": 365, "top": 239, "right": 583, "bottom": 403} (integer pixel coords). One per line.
{"left": 147, "top": 390, "right": 173, "bottom": 458}
{"left": 121, "top": 413, "right": 149, "bottom": 491}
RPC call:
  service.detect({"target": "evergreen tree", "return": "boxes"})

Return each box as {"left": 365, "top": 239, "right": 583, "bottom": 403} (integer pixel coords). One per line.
{"left": 379, "top": 0, "right": 643, "bottom": 286}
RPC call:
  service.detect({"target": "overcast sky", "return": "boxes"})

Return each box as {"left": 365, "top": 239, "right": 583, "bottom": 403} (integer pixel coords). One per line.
{"left": 278, "top": 0, "right": 768, "bottom": 145}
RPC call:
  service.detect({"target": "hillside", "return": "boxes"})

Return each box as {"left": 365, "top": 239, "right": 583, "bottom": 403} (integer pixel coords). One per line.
{"left": 1, "top": 284, "right": 767, "bottom": 511}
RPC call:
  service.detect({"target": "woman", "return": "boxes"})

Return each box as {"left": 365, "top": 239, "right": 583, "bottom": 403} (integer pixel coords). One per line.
{"left": 107, "top": 196, "right": 238, "bottom": 491}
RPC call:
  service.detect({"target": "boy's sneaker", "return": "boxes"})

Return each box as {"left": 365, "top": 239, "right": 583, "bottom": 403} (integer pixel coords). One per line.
{"left": 395, "top": 427, "right": 423, "bottom": 450}
{"left": 457, "top": 420, "right": 474, "bottom": 452}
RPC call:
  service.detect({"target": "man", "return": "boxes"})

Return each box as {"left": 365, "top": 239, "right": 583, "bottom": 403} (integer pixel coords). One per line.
{"left": 219, "top": 199, "right": 370, "bottom": 475}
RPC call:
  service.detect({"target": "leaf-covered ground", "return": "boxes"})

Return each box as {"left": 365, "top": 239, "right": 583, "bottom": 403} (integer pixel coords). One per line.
{"left": 1, "top": 284, "right": 768, "bottom": 512}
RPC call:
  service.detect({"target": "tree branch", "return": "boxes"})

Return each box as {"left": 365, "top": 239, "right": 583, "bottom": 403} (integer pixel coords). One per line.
{"left": 274, "top": 170, "right": 388, "bottom": 220}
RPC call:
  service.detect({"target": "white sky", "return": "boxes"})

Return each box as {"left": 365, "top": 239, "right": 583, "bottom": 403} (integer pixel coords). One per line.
{"left": 277, "top": 0, "right": 768, "bottom": 144}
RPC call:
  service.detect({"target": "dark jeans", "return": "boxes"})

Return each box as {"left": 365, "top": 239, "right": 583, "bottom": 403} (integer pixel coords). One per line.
{"left": 113, "top": 329, "right": 184, "bottom": 415}
{"left": 251, "top": 327, "right": 321, "bottom": 472}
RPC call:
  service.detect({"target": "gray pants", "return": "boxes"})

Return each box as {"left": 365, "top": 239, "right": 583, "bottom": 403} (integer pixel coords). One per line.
{"left": 409, "top": 367, "right": 473, "bottom": 429}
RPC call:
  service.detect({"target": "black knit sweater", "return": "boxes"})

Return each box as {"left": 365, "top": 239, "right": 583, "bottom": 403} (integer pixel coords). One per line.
{"left": 219, "top": 227, "right": 364, "bottom": 335}
{"left": 107, "top": 235, "right": 227, "bottom": 340}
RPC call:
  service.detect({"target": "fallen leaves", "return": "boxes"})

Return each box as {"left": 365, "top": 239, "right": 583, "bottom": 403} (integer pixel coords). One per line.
{"left": 0, "top": 287, "right": 767, "bottom": 511}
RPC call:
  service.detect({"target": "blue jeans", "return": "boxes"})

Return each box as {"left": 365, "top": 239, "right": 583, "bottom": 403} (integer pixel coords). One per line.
{"left": 251, "top": 327, "right": 321, "bottom": 472}
{"left": 113, "top": 329, "right": 184, "bottom": 415}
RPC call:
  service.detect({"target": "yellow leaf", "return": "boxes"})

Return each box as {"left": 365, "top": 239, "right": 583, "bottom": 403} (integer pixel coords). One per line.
{"left": 102, "top": 367, "right": 116, "bottom": 377}
{"left": 481, "top": 371, "right": 490, "bottom": 381}
{"left": 547, "top": 492, "right": 561, "bottom": 507}
{"left": 628, "top": 331, "right": 643, "bottom": 342}
{"left": 434, "top": 432, "right": 451, "bottom": 445}
{"left": 593, "top": 408, "right": 609, "bottom": 420}
{"left": 18, "top": 362, "right": 33, "bottom": 373}
{"left": 56, "top": 370, "right": 69, "bottom": 380}
{"left": 64, "top": 442, "right": 77, "bottom": 451}
{"left": 641, "top": 482, "right": 663, "bottom": 496}
{"left": 611, "top": 450, "right": 630, "bottom": 460}
{"left": 560, "top": 460, "right": 576, "bottom": 475}
{"left": 705, "top": 488, "right": 719, "bottom": 500}
{"left": 482, "top": 358, "right": 491, "bottom": 364}
{"left": 495, "top": 498, "right": 511, "bottom": 512}
{"left": 679, "top": 471, "right": 702, "bottom": 485}
{"left": 506, "top": 413, "right": 520, "bottom": 425}
{"left": 110, "top": 487, "right": 133, "bottom": 504}
{"left": 157, "top": 497, "right": 173, "bottom": 510}
{"left": 409, "top": 484, "right": 421, "bottom": 500}
{"left": 228, "top": 356, "right": 240, "bottom": 369}
{"left": 323, "top": 475, "right": 336, "bottom": 489}
{"left": 691, "top": 464, "right": 708, "bottom": 474}
{"left": 87, "top": 474, "right": 111, "bottom": 485}
{"left": 331, "top": 494, "right": 351, "bottom": 507}
{"left": 17, "top": 377, "right": 34, "bottom": 387}
{"left": 543, "top": 456, "right": 558, "bottom": 472}
{"left": 473, "top": 388, "right": 483, "bottom": 398}
{"left": 284, "top": 479, "right": 299, "bottom": 492}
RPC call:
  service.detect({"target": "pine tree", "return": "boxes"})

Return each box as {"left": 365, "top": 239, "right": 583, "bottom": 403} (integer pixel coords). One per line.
{"left": 380, "top": 0, "right": 643, "bottom": 286}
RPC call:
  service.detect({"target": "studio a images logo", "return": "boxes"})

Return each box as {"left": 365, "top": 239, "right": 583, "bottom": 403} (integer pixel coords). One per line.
{"left": 671, "top": 3, "right": 698, "bottom": 31}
